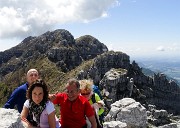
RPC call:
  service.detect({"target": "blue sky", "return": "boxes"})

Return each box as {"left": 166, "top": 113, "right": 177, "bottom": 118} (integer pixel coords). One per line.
{"left": 0, "top": 0, "right": 180, "bottom": 60}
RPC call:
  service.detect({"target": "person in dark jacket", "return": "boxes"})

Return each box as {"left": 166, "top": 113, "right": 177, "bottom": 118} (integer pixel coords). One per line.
{"left": 4, "top": 69, "right": 39, "bottom": 113}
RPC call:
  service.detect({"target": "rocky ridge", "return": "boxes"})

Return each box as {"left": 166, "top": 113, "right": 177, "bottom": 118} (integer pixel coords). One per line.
{"left": 0, "top": 29, "right": 180, "bottom": 127}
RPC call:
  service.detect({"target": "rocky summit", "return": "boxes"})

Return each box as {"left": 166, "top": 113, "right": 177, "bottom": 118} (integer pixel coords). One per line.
{"left": 0, "top": 29, "right": 180, "bottom": 127}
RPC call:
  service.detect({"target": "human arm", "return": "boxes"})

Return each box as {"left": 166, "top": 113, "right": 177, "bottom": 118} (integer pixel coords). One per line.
{"left": 94, "top": 93, "right": 104, "bottom": 108}
{"left": 85, "top": 99, "right": 97, "bottom": 128}
{"left": 50, "top": 92, "right": 64, "bottom": 105}
{"left": 87, "top": 115, "right": 97, "bottom": 128}
{"left": 97, "top": 101, "right": 105, "bottom": 115}
{"left": 49, "top": 92, "right": 58, "bottom": 102}
{"left": 48, "top": 111, "right": 56, "bottom": 128}
{"left": 46, "top": 101, "right": 60, "bottom": 128}
{"left": 21, "top": 106, "right": 33, "bottom": 128}
{"left": 4, "top": 88, "right": 19, "bottom": 109}
{"left": 94, "top": 93, "right": 105, "bottom": 115}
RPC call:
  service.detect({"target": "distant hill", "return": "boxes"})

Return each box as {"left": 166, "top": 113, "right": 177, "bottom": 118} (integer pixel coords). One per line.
{"left": 137, "top": 59, "right": 180, "bottom": 85}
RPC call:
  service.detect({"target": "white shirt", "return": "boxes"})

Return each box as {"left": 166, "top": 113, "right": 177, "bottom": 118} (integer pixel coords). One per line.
{"left": 24, "top": 100, "right": 60, "bottom": 128}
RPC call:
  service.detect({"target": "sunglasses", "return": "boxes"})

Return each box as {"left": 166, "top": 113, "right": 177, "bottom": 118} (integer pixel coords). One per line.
{"left": 81, "top": 92, "right": 91, "bottom": 95}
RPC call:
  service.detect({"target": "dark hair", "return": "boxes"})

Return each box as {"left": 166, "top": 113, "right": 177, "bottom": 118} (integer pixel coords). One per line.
{"left": 26, "top": 79, "right": 49, "bottom": 103}
{"left": 67, "top": 78, "right": 80, "bottom": 89}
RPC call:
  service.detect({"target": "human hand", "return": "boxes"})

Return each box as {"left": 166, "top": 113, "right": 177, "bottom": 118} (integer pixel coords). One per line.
{"left": 91, "top": 103, "right": 99, "bottom": 116}
{"left": 49, "top": 91, "right": 58, "bottom": 101}
{"left": 21, "top": 117, "right": 33, "bottom": 128}
{"left": 92, "top": 103, "right": 99, "bottom": 111}
{"left": 97, "top": 100, "right": 105, "bottom": 108}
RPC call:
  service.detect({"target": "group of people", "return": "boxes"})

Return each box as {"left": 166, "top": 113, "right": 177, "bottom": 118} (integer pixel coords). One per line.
{"left": 4, "top": 69, "right": 105, "bottom": 128}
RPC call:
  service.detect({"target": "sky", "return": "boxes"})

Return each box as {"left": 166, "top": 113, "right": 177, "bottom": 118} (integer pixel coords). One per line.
{"left": 0, "top": 0, "right": 180, "bottom": 60}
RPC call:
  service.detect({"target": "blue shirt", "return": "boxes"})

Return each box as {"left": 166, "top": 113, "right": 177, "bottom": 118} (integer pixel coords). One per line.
{"left": 4, "top": 83, "right": 28, "bottom": 113}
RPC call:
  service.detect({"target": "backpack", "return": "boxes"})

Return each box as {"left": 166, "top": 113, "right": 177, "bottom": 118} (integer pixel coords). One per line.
{"left": 91, "top": 93, "right": 103, "bottom": 128}
{"left": 92, "top": 85, "right": 102, "bottom": 99}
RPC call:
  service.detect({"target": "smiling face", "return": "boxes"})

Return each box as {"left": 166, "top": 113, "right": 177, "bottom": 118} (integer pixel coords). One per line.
{"left": 26, "top": 69, "right": 39, "bottom": 86}
{"left": 65, "top": 83, "right": 80, "bottom": 101}
{"left": 32, "top": 86, "right": 44, "bottom": 104}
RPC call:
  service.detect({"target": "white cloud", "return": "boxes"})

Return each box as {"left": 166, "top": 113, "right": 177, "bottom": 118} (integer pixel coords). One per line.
{"left": 156, "top": 46, "right": 165, "bottom": 51}
{"left": 167, "top": 43, "right": 179, "bottom": 51}
{"left": 0, "top": 0, "right": 119, "bottom": 39}
{"left": 155, "top": 43, "right": 180, "bottom": 53}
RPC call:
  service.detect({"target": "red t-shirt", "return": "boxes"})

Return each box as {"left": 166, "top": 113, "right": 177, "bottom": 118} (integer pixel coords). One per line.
{"left": 53, "top": 93, "right": 94, "bottom": 128}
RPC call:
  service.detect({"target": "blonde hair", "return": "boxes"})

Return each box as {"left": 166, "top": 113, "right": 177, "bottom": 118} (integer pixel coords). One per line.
{"left": 79, "top": 79, "right": 93, "bottom": 93}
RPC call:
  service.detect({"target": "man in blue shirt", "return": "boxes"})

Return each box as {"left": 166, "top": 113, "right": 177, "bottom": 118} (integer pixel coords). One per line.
{"left": 4, "top": 69, "right": 39, "bottom": 113}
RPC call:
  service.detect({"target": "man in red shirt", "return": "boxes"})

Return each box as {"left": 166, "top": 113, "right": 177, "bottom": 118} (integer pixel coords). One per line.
{"left": 51, "top": 78, "right": 97, "bottom": 128}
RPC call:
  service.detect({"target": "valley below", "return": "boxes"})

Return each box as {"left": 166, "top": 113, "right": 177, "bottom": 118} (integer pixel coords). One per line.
{"left": 134, "top": 56, "right": 180, "bottom": 85}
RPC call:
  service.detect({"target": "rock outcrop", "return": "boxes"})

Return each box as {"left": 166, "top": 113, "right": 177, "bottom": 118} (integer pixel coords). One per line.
{"left": 0, "top": 29, "right": 108, "bottom": 74}
{"left": 104, "top": 98, "right": 147, "bottom": 128}
{"left": 0, "top": 108, "right": 25, "bottom": 128}
{"left": 77, "top": 51, "right": 180, "bottom": 115}
{"left": 1, "top": 99, "right": 179, "bottom": 128}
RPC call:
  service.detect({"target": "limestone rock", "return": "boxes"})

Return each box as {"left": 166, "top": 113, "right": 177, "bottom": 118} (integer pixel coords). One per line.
{"left": 0, "top": 108, "right": 25, "bottom": 128}
{"left": 104, "top": 98, "right": 147, "bottom": 128}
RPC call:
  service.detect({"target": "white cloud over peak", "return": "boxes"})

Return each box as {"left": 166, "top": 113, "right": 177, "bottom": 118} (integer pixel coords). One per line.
{"left": 0, "top": 0, "right": 119, "bottom": 39}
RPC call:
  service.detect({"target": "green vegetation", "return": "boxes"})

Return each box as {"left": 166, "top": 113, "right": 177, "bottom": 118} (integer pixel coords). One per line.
{"left": 0, "top": 82, "right": 10, "bottom": 107}
{"left": 0, "top": 56, "right": 94, "bottom": 106}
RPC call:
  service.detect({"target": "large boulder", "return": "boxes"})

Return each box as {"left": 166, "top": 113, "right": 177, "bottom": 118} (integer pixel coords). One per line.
{"left": 0, "top": 108, "right": 25, "bottom": 128}
{"left": 104, "top": 98, "right": 147, "bottom": 128}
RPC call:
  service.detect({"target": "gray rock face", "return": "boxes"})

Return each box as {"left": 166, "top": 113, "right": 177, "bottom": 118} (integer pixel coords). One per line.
{"left": 149, "top": 73, "right": 180, "bottom": 114}
{"left": 158, "top": 123, "right": 177, "bottom": 128}
{"left": 103, "top": 121, "right": 127, "bottom": 128}
{"left": 0, "top": 29, "right": 107, "bottom": 74}
{"left": 99, "top": 68, "right": 128, "bottom": 102}
{"left": 95, "top": 59, "right": 180, "bottom": 115}
{"left": 77, "top": 51, "right": 130, "bottom": 85}
{"left": 0, "top": 108, "right": 25, "bottom": 128}
{"left": 104, "top": 98, "right": 147, "bottom": 128}
{"left": 75, "top": 35, "right": 108, "bottom": 60}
